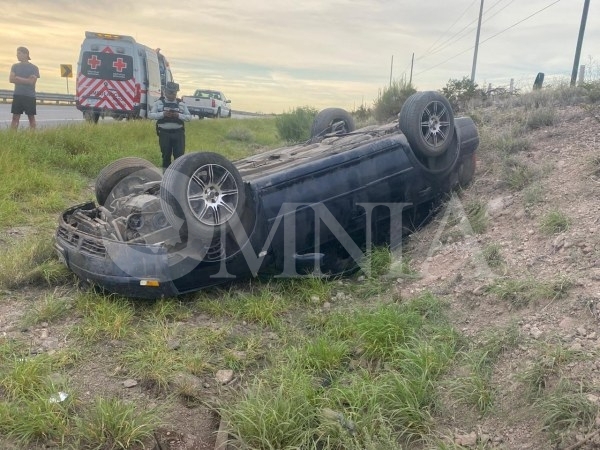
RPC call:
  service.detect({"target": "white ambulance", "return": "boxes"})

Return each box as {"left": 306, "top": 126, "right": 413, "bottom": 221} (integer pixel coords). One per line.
{"left": 76, "top": 31, "right": 174, "bottom": 123}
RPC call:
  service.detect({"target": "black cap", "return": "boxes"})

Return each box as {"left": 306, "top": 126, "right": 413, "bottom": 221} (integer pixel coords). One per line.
{"left": 165, "top": 82, "right": 179, "bottom": 93}
{"left": 17, "top": 46, "right": 31, "bottom": 60}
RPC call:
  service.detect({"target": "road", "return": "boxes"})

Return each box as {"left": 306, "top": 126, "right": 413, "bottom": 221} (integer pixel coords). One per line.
{"left": 0, "top": 104, "right": 86, "bottom": 129}
{"left": 0, "top": 104, "right": 262, "bottom": 129}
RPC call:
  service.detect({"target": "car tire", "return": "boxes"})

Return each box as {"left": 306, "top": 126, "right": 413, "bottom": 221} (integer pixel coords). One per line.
{"left": 95, "top": 157, "right": 162, "bottom": 207}
{"left": 457, "top": 155, "right": 476, "bottom": 187}
{"left": 454, "top": 116, "right": 479, "bottom": 187}
{"left": 399, "top": 91, "right": 455, "bottom": 158}
{"left": 160, "top": 152, "right": 246, "bottom": 240}
{"left": 310, "top": 108, "right": 355, "bottom": 141}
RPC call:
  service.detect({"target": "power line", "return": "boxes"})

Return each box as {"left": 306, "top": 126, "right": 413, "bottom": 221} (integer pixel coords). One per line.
{"left": 420, "top": 0, "right": 478, "bottom": 57}
{"left": 482, "top": 0, "right": 514, "bottom": 20}
{"left": 415, "top": 0, "right": 562, "bottom": 77}
{"left": 419, "top": 0, "right": 513, "bottom": 62}
{"left": 479, "top": 0, "right": 561, "bottom": 45}
{"left": 422, "top": 23, "right": 476, "bottom": 60}
{"left": 482, "top": 0, "right": 516, "bottom": 25}
{"left": 418, "top": 13, "right": 479, "bottom": 61}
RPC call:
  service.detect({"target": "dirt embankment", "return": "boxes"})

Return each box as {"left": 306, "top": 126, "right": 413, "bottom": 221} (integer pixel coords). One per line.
{"left": 399, "top": 103, "right": 600, "bottom": 448}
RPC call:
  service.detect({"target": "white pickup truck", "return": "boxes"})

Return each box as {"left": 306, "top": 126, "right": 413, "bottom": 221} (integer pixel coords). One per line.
{"left": 182, "top": 89, "right": 232, "bottom": 119}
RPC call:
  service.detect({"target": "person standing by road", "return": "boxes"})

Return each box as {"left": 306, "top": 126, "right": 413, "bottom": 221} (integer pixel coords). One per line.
{"left": 9, "top": 47, "right": 40, "bottom": 130}
{"left": 149, "top": 82, "right": 192, "bottom": 171}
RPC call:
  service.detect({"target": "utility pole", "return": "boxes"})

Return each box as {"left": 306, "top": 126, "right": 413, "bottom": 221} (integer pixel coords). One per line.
{"left": 409, "top": 53, "right": 414, "bottom": 86}
{"left": 570, "top": 0, "right": 590, "bottom": 87}
{"left": 471, "top": 0, "right": 484, "bottom": 83}
{"left": 390, "top": 55, "right": 394, "bottom": 86}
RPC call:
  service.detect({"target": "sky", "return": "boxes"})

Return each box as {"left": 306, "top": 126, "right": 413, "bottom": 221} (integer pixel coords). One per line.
{"left": 1, "top": 0, "right": 598, "bottom": 114}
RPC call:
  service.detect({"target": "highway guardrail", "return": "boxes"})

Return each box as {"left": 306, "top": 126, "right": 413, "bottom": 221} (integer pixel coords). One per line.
{"left": 0, "top": 89, "right": 76, "bottom": 105}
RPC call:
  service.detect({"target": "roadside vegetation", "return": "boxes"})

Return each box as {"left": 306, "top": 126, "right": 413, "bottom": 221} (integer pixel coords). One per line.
{"left": 1, "top": 77, "right": 600, "bottom": 449}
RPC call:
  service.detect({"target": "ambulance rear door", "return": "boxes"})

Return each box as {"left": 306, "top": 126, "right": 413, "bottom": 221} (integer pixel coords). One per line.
{"left": 76, "top": 33, "right": 138, "bottom": 117}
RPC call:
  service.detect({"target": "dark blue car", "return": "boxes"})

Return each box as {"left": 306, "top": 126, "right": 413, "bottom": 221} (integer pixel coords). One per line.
{"left": 55, "top": 91, "right": 479, "bottom": 299}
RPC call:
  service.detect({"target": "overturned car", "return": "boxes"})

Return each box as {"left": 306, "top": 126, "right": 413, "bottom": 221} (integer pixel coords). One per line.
{"left": 55, "top": 91, "right": 479, "bottom": 299}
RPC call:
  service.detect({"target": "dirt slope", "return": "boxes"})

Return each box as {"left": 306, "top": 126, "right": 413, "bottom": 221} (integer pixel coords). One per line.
{"left": 398, "top": 102, "right": 600, "bottom": 448}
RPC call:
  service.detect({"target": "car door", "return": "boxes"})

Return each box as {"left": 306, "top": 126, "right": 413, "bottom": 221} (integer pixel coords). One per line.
{"left": 220, "top": 93, "right": 231, "bottom": 116}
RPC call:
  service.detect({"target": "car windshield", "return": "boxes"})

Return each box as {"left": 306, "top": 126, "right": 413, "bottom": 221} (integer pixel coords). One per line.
{"left": 197, "top": 91, "right": 217, "bottom": 98}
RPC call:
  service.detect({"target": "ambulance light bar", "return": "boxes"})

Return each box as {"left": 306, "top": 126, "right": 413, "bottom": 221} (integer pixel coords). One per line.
{"left": 94, "top": 33, "right": 122, "bottom": 40}
{"left": 85, "top": 31, "right": 136, "bottom": 43}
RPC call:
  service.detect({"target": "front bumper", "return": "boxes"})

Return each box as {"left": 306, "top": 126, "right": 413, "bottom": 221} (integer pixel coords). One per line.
{"left": 55, "top": 228, "right": 180, "bottom": 299}
{"left": 54, "top": 201, "right": 264, "bottom": 299}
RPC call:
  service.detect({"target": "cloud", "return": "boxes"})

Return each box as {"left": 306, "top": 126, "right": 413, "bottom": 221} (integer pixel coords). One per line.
{"left": 0, "top": 0, "right": 598, "bottom": 113}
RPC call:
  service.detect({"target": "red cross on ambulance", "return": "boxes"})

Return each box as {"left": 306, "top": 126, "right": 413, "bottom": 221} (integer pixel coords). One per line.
{"left": 113, "top": 58, "right": 127, "bottom": 72}
{"left": 87, "top": 55, "right": 101, "bottom": 70}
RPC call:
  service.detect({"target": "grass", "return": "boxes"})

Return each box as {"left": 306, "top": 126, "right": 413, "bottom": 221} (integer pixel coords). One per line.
{"left": 224, "top": 373, "right": 317, "bottom": 449}
{"left": 589, "top": 153, "right": 600, "bottom": 178}
{"left": 540, "top": 209, "right": 571, "bottom": 235}
{"left": 482, "top": 127, "right": 531, "bottom": 156}
{"left": 0, "top": 118, "right": 281, "bottom": 229}
{"left": 0, "top": 355, "right": 161, "bottom": 449}
{"left": 535, "top": 380, "right": 598, "bottom": 445}
{"left": 481, "top": 243, "right": 504, "bottom": 268}
{"left": 74, "top": 397, "right": 163, "bottom": 450}
{"left": 518, "top": 341, "right": 582, "bottom": 400}
{"left": 195, "top": 286, "right": 289, "bottom": 328}
{"left": 21, "top": 290, "right": 73, "bottom": 326}
{"left": 446, "top": 324, "right": 520, "bottom": 414}
{"left": 447, "top": 353, "right": 496, "bottom": 414}
{"left": 0, "top": 233, "right": 72, "bottom": 289}
{"left": 73, "top": 294, "right": 136, "bottom": 342}
{"left": 465, "top": 200, "right": 488, "bottom": 234}
{"left": 1, "top": 85, "right": 599, "bottom": 448}
{"left": 500, "top": 157, "right": 538, "bottom": 191}
{"left": 221, "top": 294, "right": 459, "bottom": 448}
{"left": 485, "top": 276, "right": 573, "bottom": 308}
{"left": 523, "top": 181, "right": 545, "bottom": 206}
{"left": 525, "top": 107, "right": 557, "bottom": 130}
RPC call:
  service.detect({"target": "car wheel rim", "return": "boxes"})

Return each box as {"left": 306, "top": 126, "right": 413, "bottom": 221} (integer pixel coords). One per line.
{"left": 186, "top": 163, "right": 240, "bottom": 226}
{"left": 420, "top": 100, "right": 451, "bottom": 150}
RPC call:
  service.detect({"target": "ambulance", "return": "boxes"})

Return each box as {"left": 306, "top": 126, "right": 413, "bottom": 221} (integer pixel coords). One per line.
{"left": 76, "top": 31, "right": 174, "bottom": 123}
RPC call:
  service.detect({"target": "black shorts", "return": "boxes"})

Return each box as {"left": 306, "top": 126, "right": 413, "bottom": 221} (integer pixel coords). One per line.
{"left": 11, "top": 95, "right": 37, "bottom": 116}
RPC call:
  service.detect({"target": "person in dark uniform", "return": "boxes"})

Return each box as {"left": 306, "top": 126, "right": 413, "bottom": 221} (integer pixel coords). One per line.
{"left": 9, "top": 46, "right": 40, "bottom": 130}
{"left": 149, "top": 82, "right": 192, "bottom": 170}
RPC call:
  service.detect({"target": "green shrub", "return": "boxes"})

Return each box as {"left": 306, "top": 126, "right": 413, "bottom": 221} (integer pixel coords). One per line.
{"left": 275, "top": 106, "right": 318, "bottom": 142}
{"left": 441, "top": 77, "right": 487, "bottom": 112}
{"left": 526, "top": 108, "right": 556, "bottom": 129}
{"left": 352, "top": 103, "right": 372, "bottom": 123}
{"left": 580, "top": 80, "right": 600, "bottom": 102}
{"left": 373, "top": 79, "right": 416, "bottom": 123}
